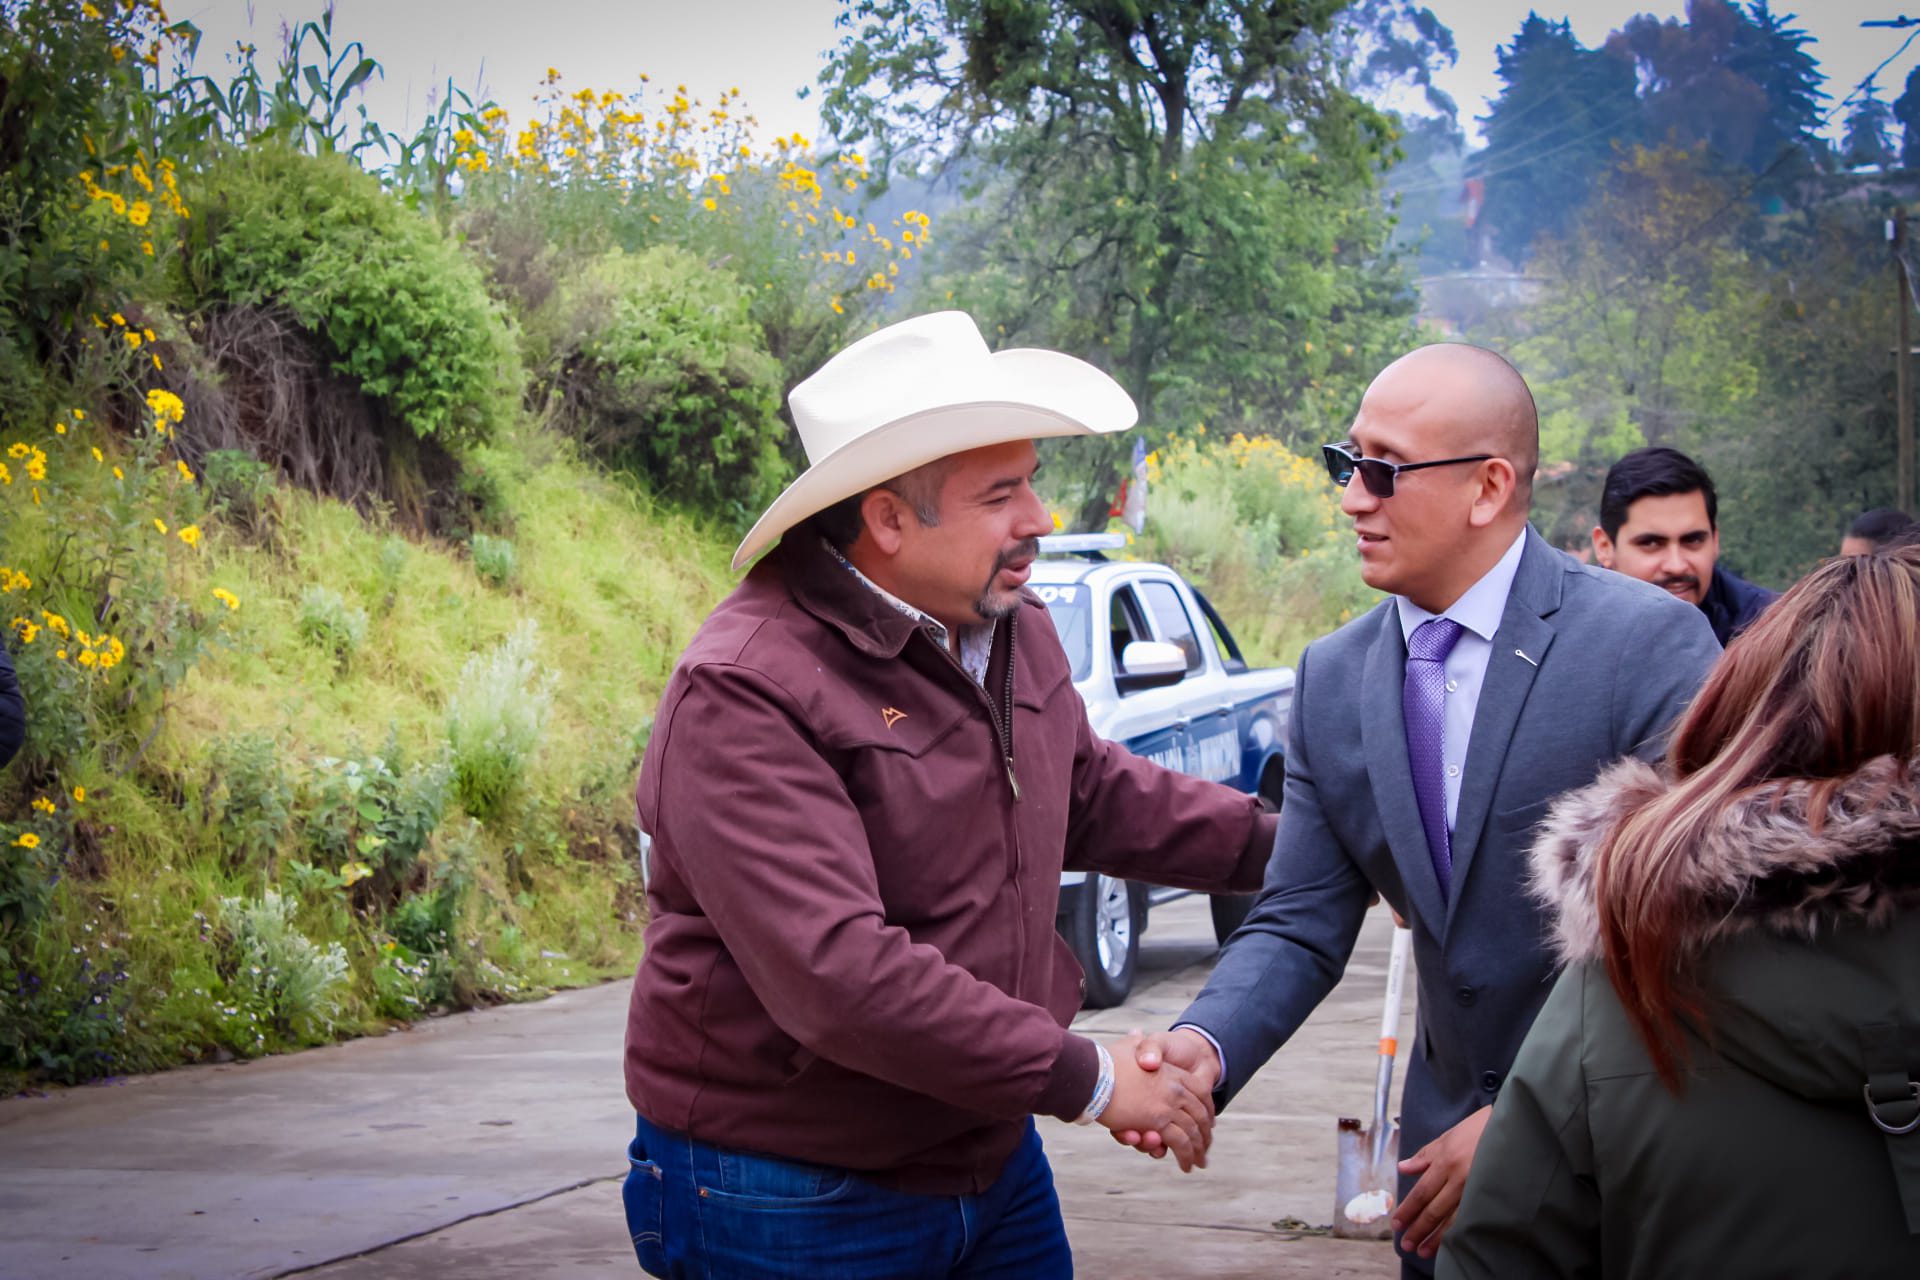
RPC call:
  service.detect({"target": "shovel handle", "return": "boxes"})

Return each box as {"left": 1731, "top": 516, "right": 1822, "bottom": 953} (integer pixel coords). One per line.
{"left": 1377, "top": 926, "right": 1412, "bottom": 1049}
{"left": 1369, "top": 926, "right": 1414, "bottom": 1168}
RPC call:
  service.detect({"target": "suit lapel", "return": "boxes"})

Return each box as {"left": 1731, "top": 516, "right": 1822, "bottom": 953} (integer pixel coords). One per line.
{"left": 1360, "top": 607, "right": 1448, "bottom": 942}
{"left": 1444, "top": 531, "right": 1564, "bottom": 933}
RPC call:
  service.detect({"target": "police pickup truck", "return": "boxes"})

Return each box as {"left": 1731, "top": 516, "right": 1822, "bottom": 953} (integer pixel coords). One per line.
{"left": 1032, "top": 534, "right": 1294, "bottom": 1007}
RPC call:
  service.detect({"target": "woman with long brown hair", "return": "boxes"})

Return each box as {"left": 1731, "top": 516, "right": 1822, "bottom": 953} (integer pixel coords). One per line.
{"left": 1440, "top": 547, "right": 1920, "bottom": 1279}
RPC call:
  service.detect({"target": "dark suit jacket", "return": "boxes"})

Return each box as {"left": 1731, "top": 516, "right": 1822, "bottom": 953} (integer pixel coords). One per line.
{"left": 1182, "top": 528, "right": 1719, "bottom": 1160}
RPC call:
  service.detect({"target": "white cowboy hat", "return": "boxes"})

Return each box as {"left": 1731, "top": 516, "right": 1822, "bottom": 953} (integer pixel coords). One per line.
{"left": 732, "top": 311, "right": 1137, "bottom": 569}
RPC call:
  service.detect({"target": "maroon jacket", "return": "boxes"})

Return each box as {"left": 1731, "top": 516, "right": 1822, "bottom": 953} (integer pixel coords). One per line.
{"left": 626, "top": 535, "right": 1277, "bottom": 1194}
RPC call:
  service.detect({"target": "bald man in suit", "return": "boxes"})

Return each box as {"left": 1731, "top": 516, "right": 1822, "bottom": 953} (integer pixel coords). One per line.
{"left": 1121, "top": 346, "right": 1718, "bottom": 1274}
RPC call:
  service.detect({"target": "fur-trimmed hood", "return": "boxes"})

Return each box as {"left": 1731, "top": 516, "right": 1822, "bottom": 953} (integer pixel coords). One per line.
{"left": 1532, "top": 755, "right": 1920, "bottom": 967}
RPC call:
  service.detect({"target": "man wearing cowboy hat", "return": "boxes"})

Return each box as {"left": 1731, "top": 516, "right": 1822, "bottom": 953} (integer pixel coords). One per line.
{"left": 620, "top": 312, "right": 1278, "bottom": 1278}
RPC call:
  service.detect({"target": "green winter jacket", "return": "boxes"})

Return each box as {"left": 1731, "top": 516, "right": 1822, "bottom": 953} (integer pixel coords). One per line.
{"left": 1440, "top": 756, "right": 1920, "bottom": 1280}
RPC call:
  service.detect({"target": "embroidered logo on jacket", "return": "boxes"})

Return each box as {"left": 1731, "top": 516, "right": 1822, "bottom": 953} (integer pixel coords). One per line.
{"left": 880, "top": 706, "right": 908, "bottom": 729}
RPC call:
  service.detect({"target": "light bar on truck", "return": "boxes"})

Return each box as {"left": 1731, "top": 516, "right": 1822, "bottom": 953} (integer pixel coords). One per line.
{"left": 1037, "top": 533, "right": 1127, "bottom": 555}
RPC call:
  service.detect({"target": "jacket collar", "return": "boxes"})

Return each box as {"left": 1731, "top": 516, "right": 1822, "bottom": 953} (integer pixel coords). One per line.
{"left": 1531, "top": 753, "right": 1920, "bottom": 967}
{"left": 774, "top": 533, "right": 926, "bottom": 660}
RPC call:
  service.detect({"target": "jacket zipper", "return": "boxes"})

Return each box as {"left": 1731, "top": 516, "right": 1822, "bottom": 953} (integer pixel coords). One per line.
{"left": 932, "top": 611, "right": 1020, "bottom": 802}
{"left": 998, "top": 614, "right": 1020, "bottom": 801}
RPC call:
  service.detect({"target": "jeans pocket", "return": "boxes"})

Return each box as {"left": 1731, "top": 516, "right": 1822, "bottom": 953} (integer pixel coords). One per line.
{"left": 624, "top": 1139, "right": 668, "bottom": 1276}
{"left": 704, "top": 1148, "right": 854, "bottom": 1209}
{"left": 693, "top": 1154, "right": 872, "bottom": 1279}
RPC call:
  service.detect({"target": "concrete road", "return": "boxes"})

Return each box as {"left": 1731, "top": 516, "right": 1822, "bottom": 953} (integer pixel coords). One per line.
{"left": 0, "top": 897, "right": 1411, "bottom": 1279}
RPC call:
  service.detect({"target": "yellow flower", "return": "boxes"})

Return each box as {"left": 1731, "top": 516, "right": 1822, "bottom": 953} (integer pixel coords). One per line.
{"left": 211, "top": 588, "right": 240, "bottom": 611}
{"left": 703, "top": 197, "right": 717, "bottom": 211}
{"left": 150, "top": 353, "right": 163, "bottom": 370}
{"left": 6, "top": 443, "right": 26, "bottom": 459}
{"left": 127, "top": 201, "right": 151, "bottom": 227}
{"left": 92, "top": 448, "right": 103, "bottom": 464}
{"left": 82, "top": 2, "right": 101, "bottom": 16}
{"left": 42, "top": 612, "right": 68, "bottom": 639}
{"left": 153, "top": 518, "right": 168, "bottom": 535}
{"left": 0, "top": 463, "right": 9, "bottom": 486}
{"left": 54, "top": 421, "right": 67, "bottom": 435}
{"left": 72, "top": 409, "right": 85, "bottom": 421}
{"left": 341, "top": 861, "right": 374, "bottom": 886}
{"left": 72, "top": 786, "right": 86, "bottom": 804}
{"left": 141, "top": 240, "right": 155, "bottom": 257}
{"left": 78, "top": 649, "right": 98, "bottom": 668}
{"left": 110, "top": 313, "right": 126, "bottom": 326}
{"left": 177, "top": 525, "right": 200, "bottom": 547}
{"left": 31, "top": 796, "right": 54, "bottom": 814}
{"left": 142, "top": 327, "right": 156, "bottom": 342}
{"left": 113, "top": 467, "right": 124, "bottom": 480}
{"left": 146, "top": 388, "right": 184, "bottom": 419}
{"left": 176, "top": 459, "right": 194, "bottom": 482}
{"left": 13, "top": 833, "right": 39, "bottom": 850}
{"left": 125, "top": 331, "right": 143, "bottom": 349}
{"left": 25, "top": 456, "right": 44, "bottom": 481}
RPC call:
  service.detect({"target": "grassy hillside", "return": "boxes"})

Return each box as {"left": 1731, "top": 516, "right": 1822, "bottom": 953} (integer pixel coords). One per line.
{"left": 2, "top": 411, "right": 734, "bottom": 1089}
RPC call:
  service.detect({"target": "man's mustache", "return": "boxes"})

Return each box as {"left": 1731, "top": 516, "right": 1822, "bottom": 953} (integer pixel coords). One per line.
{"left": 994, "top": 538, "right": 1041, "bottom": 575}
{"left": 1656, "top": 574, "right": 1700, "bottom": 593}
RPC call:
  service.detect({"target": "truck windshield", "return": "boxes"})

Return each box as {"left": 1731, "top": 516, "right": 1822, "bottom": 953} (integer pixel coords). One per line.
{"left": 1032, "top": 583, "right": 1093, "bottom": 681}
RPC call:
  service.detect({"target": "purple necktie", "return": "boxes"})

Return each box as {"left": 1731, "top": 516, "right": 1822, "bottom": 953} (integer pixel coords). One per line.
{"left": 1405, "top": 617, "right": 1465, "bottom": 897}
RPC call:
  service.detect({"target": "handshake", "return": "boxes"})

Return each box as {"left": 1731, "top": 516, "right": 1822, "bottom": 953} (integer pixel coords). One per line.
{"left": 1092, "top": 1028, "right": 1220, "bottom": 1172}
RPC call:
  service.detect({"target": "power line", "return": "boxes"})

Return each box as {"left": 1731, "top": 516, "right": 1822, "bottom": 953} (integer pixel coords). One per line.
{"left": 1570, "top": 20, "right": 1920, "bottom": 309}
{"left": 1838, "top": 23, "right": 1920, "bottom": 114}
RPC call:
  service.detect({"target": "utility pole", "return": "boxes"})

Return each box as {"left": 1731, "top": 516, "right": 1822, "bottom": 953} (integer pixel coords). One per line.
{"left": 1897, "top": 210, "right": 1915, "bottom": 515}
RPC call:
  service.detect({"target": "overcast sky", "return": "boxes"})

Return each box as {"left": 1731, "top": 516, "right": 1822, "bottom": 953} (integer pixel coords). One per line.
{"left": 171, "top": 0, "right": 1917, "bottom": 149}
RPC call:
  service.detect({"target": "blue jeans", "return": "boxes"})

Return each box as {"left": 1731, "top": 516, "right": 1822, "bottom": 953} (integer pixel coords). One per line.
{"left": 623, "top": 1113, "right": 1072, "bottom": 1279}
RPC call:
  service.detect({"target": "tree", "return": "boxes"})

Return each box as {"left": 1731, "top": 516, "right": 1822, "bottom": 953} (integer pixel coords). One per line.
{"left": 1483, "top": 145, "right": 1894, "bottom": 583}
{"left": 1843, "top": 84, "right": 1896, "bottom": 170}
{"left": 1893, "top": 65, "right": 1920, "bottom": 169}
{"left": 1475, "top": 15, "right": 1642, "bottom": 265}
{"left": 817, "top": 1, "right": 1424, "bottom": 523}
{"left": 1608, "top": 0, "right": 1827, "bottom": 180}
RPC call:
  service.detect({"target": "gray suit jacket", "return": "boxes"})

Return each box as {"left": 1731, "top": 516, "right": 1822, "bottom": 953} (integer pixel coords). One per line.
{"left": 1182, "top": 528, "right": 1719, "bottom": 1157}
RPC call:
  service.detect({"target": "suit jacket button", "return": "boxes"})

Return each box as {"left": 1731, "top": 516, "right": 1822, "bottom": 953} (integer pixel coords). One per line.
{"left": 1455, "top": 986, "right": 1476, "bottom": 1006}
{"left": 1480, "top": 1070, "right": 1502, "bottom": 1093}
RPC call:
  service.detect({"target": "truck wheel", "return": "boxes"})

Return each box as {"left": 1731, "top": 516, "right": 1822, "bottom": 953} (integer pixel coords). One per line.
{"left": 1210, "top": 890, "right": 1254, "bottom": 946}
{"left": 1065, "top": 874, "right": 1142, "bottom": 1009}
{"left": 1211, "top": 779, "right": 1282, "bottom": 946}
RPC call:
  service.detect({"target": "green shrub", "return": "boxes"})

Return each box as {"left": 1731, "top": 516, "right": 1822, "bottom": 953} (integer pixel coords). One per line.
{"left": 219, "top": 890, "right": 350, "bottom": 1044}
{"left": 470, "top": 533, "right": 517, "bottom": 589}
{"left": 373, "top": 536, "right": 408, "bottom": 613}
{"left": 1134, "top": 432, "right": 1378, "bottom": 666}
{"left": 534, "top": 246, "right": 787, "bottom": 524}
{"left": 446, "top": 621, "right": 555, "bottom": 821}
{"left": 201, "top": 449, "right": 281, "bottom": 538}
{"left": 0, "top": 899, "right": 134, "bottom": 1084}
{"left": 296, "top": 586, "right": 369, "bottom": 663}
{"left": 301, "top": 742, "right": 449, "bottom": 895}
{"left": 182, "top": 145, "right": 521, "bottom": 450}
{"left": 203, "top": 731, "right": 294, "bottom": 871}
{"left": 370, "top": 938, "right": 452, "bottom": 1018}
{"left": 0, "top": 3, "right": 190, "bottom": 421}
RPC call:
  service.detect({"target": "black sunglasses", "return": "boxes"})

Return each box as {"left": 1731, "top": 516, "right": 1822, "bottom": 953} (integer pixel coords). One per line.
{"left": 1321, "top": 442, "right": 1494, "bottom": 499}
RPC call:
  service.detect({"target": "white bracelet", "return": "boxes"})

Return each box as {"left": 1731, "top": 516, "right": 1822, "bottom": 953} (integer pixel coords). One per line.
{"left": 1074, "top": 1043, "right": 1115, "bottom": 1125}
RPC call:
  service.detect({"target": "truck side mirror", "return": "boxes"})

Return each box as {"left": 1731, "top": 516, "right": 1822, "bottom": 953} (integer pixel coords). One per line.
{"left": 1116, "top": 640, "right": 1188, "bottom": 693}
